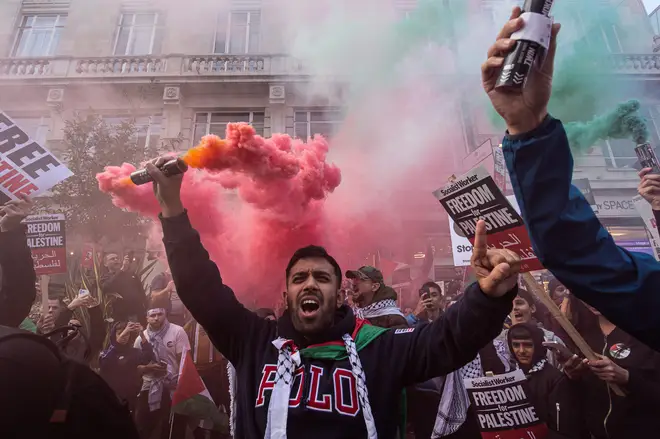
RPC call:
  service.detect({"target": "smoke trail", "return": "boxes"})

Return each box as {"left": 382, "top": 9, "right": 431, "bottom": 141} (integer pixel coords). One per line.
{"left": 97, "top": 124, "right": 340, "bottom": 303}
{"left": 564, "top": 100, "right": 650, "bottom": 153}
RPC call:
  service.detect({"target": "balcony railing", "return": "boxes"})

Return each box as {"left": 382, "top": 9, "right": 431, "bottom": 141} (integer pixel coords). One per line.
{"left": 1, "top": 53, "right": 659, "bottom": 80}
{"left": 76, "top": 56, "right": 167, "bottom": 74}
{"left": 608, "top": 54, "right": 660, "bottom": 73}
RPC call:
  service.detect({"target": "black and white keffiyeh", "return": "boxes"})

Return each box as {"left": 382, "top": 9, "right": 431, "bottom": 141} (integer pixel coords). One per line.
{"left": 263, "top": 336, "right": 377, "bottom": 439}
{"left": 431, "top": 355, "right": 483, "bottom": 438}
{"left": 432, "top": 340, "right": 510, "bottom": 438}
{"left": 353, "top": 299, "right": 404, "bottom": 320}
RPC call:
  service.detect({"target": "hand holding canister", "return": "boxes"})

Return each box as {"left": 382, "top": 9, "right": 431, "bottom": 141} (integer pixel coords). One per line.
{"left": 495, "top": 0, "right": 555, "bottom": 89}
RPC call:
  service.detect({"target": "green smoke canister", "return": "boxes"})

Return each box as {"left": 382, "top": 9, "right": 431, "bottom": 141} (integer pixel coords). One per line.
{"left": 495, "top": 0, "right": 555, "bottom": 89}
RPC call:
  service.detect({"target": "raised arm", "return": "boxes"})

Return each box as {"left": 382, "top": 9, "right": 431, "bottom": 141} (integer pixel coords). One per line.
{"left": 394, "top": 282, "right": 516, "bottom": 386}
{"left": 147, "top": 157, "right": 267, "bottom": 365}
{"left": 0, "top": 196, "right": 35, "bottom": 328}
{"left": 392, "top": 220, "right": 518, "bottom": 384}
{"left": 483, "top": 9, "right": 660, "bottom": 351}
{"left": 504, "top": 117, "right": 660, "bottom": 351}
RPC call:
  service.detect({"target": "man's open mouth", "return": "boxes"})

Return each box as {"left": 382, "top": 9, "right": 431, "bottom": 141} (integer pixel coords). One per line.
{"left": 300, "top": 297, "right": 321, "bottom": 318}
{"left": 512, "top": 312, "right": 523, "bottom": 320}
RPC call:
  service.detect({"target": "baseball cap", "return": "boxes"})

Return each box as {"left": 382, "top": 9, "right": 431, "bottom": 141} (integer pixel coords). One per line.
{"left": 345, "top": 266, "right": 384, "bottom": 283}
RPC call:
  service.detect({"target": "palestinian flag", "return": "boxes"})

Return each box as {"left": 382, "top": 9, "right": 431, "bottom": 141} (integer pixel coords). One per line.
{"left": 172, "top": 348, "right": 228, "bottom": 433}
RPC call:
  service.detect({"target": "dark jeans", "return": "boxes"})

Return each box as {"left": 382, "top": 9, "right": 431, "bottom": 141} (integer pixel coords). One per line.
{"left": 135, "top": 390, "right": 187, "bottom": 439}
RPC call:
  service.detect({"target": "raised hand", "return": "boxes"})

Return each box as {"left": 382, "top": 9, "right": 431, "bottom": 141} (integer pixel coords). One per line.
{"left": 638, "top": 168, "right": 660, "bottom": 210}
{"left": 0, "top": 194, "right": 33, "bottom": 232}
{"left": 471, "top": 220, "right": 521, "bottom": 297}
{"left": 145, "top": 157, "right": 186, "bottom": 218}
{"left": 482, "top": 6, "right": 561, "bottom": 135}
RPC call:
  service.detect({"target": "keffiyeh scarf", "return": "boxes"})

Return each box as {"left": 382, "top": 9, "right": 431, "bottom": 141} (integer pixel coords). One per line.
{"left": 264, "top": 324, "right": 387, "bottom": 439}
{"left": 353, "top": 299, "right": 404, "bottom": 320}
{"left": 145, "top": 311, "right": 177, "bottom": 412}
{"left": 432, "top": 340, "right": 510, "bottom": 438}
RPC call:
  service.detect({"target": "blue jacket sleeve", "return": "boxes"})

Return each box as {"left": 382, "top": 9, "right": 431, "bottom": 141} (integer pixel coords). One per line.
{"left": 502, "top": 116, "right": 660, "bottom": 351}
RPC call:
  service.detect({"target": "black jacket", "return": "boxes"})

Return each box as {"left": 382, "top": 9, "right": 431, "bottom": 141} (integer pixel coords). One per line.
{"left": 99, "top": 322, "right": 154, "bottom": 405}
{"left": 0, "top": 226, "right": 36, "bottom": 327}
{"left": 526, "top": 365, "right": 584, "bottom": 439}
{"left": 100, "top": 271, "right": 146, "bottom": 324}
{"left": 577, "top": 325, "right": 660, "bottom": 439}
{"left": 161, "top": 212, "right": 516, "bottom": 439}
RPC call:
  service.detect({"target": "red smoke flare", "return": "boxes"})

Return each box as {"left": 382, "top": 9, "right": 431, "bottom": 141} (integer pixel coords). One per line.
{"left": 97, "top": 123, "right": 341, "bottom": 304}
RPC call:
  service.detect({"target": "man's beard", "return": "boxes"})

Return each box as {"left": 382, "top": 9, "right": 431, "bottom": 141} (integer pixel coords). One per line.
{"left": 287, "top": 296, "right": 335, "bottom": 335}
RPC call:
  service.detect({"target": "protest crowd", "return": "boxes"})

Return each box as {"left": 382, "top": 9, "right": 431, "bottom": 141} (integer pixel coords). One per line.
{"left": 1, "top": 5, "right": 660, "bottom": 439}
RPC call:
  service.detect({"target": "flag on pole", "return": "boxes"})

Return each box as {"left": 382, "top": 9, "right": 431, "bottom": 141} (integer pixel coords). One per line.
{"left": 172, "top": 348, "right": 229, "bottom": 433}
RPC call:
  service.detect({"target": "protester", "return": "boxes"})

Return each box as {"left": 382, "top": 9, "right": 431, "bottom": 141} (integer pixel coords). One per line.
{"left": 144, "top": 158, "right": 521, "bottom": 439}
{"left": 548, "top": 278, "right": 570, "bottom": 307}
{"left": 348, "top": 265, "right": 409, "bottom": 328}
{"left": 100, "top": 321, "right": 154, "bottom": 411}
{"left": 63, "top": 306, "right": 106, "bottom": 363}
{"left": 0, "top": 195, "right": 35, "bottom": 328}
{"left": 133, "top": 305, "right": 190, "bottom": 439}
{"left": 506, "top": 323, "right": 583, "bottom": 439}
{"left": 498, "top": 288, "right": 567, "bottom": 368}
{"left": 150, "top": 268, "right": 188, "bottom": 326}
{"left": 484, "top": 6, "right": 660, "bottom": 351}
{"left": 101, "top": 252, "right": 147, "bottom": 324}
{"left": 562, "top": 300, "right": 660, "bottom": 439}
{"left": 406, "top": 281, "right": 444, "bottom": 326}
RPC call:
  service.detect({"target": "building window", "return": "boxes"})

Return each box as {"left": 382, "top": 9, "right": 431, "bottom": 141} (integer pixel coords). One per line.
{"left": 293, "top": 109, "right": 343, "bottom": 139}
{"left": 599, "top": 24, "right": 623, "bottom": 53}
{"left": 114, "top": 13, "right": 162, "bottom": 56}
{"left": 103, "top": 116, "right": 162, "bottom": 150}
{"left": 214, "top": 11, "right": 261, "bottom": 54}
{"left": 12, "top": 14, "right": 66, "bottom": 57}
{"left": 193, "top": 111, "right": 265, "bottom": 145}
{"left": 10, "top": 116, "right": 50, "bottom": 145}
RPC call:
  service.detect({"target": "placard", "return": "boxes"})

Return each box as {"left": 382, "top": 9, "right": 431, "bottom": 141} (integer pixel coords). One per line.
{"left": 434, "top": 167, "right": 541, "bottom": 272}
{"left": 492, "top": 146, "right": 507, "bottom": 192}
{"left": 25, "top": 214, "right": 67, "bottom": 274}
{"left": 448, "top": 195, "right": 523, "bottom": 267}
{"left": 464, "top": 370, "right": 548, "bottom": 439}
{"left": 0, "top": 111, "right": 72, "bottom": 203}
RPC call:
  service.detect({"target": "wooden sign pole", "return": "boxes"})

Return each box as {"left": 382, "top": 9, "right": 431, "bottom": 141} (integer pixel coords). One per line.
{"left": 40, "top": 274, "right": 50, "bottom": 316}
{"left": 521, "top": 272, "right": 625, "bottom": 397}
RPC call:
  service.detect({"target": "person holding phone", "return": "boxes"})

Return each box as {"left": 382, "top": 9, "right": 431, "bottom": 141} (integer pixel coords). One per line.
{"left": 406, "top": 282, "right": 444, "bottom": 326}
{"left": 100, "top": 321, "right": 154, "bottom": 412}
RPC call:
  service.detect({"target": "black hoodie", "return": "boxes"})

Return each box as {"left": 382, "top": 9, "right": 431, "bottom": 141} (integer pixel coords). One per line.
{"left": 578, "top": 323, "right": 660, "bottom": 439}
{"left": 507, "top": 323, "right": 584, "bottom": 439}
{"left": 161, "top": 212, "right": 516, "bottom": 439}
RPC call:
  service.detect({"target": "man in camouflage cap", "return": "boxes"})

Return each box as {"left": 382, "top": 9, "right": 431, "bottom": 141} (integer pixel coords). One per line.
{"left": 346, "top": 266, "right": 408, "bottom": 329}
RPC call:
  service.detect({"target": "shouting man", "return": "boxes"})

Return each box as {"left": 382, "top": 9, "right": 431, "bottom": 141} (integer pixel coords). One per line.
{"left": 144, "top": 158, "right": 521, "bottom": 439}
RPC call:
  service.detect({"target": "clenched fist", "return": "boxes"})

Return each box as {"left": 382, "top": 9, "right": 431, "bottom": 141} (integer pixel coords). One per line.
{"left": 471, "top": 220, "right": 521, "bottom": 297}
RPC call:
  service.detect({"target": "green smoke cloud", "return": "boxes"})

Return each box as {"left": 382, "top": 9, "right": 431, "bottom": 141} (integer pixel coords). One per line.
{"left": 564, "top": 100, "right": 649, "bottom": 153}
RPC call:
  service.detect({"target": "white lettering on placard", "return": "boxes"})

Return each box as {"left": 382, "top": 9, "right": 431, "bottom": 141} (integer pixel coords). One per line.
{"left": 445, "top": 184, "right": 496, "bottom": 214}
{"left": 0, "top": 111, "right": 72, "bottom": 200}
